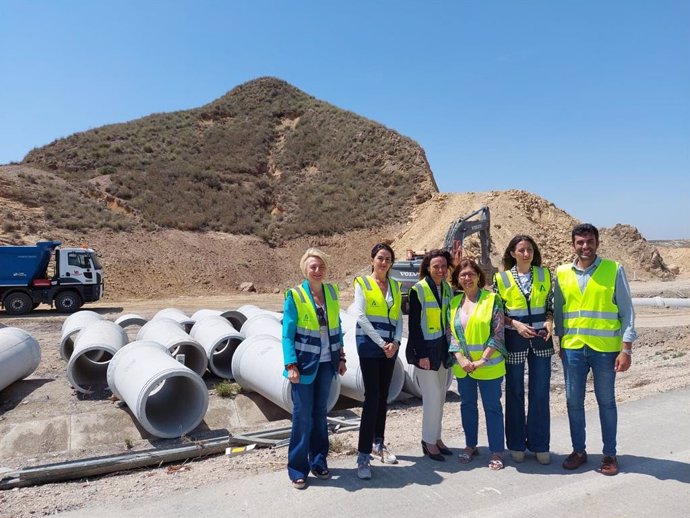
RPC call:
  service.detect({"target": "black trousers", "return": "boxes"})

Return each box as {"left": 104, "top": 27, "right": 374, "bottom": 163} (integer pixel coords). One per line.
{"left": 357, "top": 355, "right": 397, "bottom": 454}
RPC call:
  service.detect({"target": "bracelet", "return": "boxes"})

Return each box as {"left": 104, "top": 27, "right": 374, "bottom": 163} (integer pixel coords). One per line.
{"left": 621, "top": 348, "right": 632, "bottom": 356}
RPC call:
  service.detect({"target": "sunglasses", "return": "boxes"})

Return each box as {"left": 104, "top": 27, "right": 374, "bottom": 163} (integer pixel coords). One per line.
{"left": 316, "top": 306, "right": 327, "bottom": 326}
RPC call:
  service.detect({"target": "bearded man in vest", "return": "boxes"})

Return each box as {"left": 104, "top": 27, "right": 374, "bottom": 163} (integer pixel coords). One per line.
{"left": 554, "top": 223, "right": 636, "bottom": 476}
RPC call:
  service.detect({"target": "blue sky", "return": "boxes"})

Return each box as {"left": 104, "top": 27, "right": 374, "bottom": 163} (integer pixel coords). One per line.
{"left": 1, "top": 0, "right": 688, "bottom": 239}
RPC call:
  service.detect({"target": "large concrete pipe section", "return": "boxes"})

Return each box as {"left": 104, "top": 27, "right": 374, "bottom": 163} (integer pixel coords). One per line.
{"left": 339, "top": 329, "right": 404, "bottom": 403}
{"left": 0, "top": 328, "right": 41, "bottom": 393}
{"left": 152, "top": 308, "right": 195, "bottom": 332}
{"left": 397, "top": 336, "right": 454, "bottom": 398}
{"left": 237, "top": 304, "right": 283, "bottom": 322}
{"left": 231, "top": 334, "right": 340, "bottom": 414}
{"left": 107, "top": 340, "right": 209, "bottom": 439}
{"left": 189, "top": 316, "right": 244, "bottom": 379}
{"left": 240, "top": 312, "right": 282, "bottom": 340}
{"left": 190, "top": 309, "right": 247, "bottom": 330}
{"left": 136, "top": 318, "right": 208, "bottom": 376}
{"left": 114, "top": 313, "right": 148, "bottom": 341}
{"left": 66, "top": 320, "right": 129, "bottom": 394}
{"left": 632, "top": 297, "right": 690, "bottom": 308}
{"left": 59, "top": 311, "right": 104, "bottom": 361}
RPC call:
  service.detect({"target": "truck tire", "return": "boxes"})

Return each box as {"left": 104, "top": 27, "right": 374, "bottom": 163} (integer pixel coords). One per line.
{"left": 4, "top": 292, "right": 33, "bottom": 315}
{"left": 55, "top": 291, "right": 82, "bottom": 313}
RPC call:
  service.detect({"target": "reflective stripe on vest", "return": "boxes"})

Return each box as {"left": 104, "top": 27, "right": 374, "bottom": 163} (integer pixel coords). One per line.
{"left": 449, "top": 290, "right": 505, "bottom": 380}
{"left": 354, "top": 275, "right": 401, "bottom": 343}
{"left": 557, "top": 259, "right": 622, "bottom": 352}
{"left": 289, "top": 284, "right": 343, "bottom": 376}
{"left": 410, "top": 278, "right": 451, "bottom": 341}
{"left": 495, "top": 267, "right": 550, "bottom": 330}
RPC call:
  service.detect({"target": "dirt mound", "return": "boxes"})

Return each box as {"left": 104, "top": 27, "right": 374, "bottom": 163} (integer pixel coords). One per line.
{"left": 393, "top": 190, "right": 675, "bottom": 280}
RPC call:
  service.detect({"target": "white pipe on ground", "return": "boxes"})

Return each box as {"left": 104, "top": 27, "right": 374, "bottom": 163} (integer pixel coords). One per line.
{"left": 115, "top": 313, "right": 148, "bottom": 328}
{"left": 632, "top": 297, "right": 690, "bottom": 308}
{"left": 191, "top": 308, "right": 249, "bottom": 332}
{"left": 339, "top": 330, "right": 405, "bottom": 403}
{"left": 231, "top": 334, "right": 340, "bottom": 414}
{"left": 107, "top": 340, "right": 209, "bottom": 439}
{"left": 240, "top": 312, "right": 282, "bottom": 339}
{"left": 0, "top": 328, "right": 41, "bottom": 393}
{"left": 59, "top": 311, "right": 104, "bottom": 361}
{"left": 237, "top": 304, "right": 283, "bottom": 322}
{"left": 189, "top": 316, "right": 244, "bottom": 379}
{"left": 66, "top": 320, "right": 129, "bottom": 394}
{"left": 136, "top": 318, "right": 208, "bottom": 376}
{"left": 398, "top": 337, "right": 454, "bottom": 398}
{"left": 152, "top": 308, "right": 195, "bottom": 333}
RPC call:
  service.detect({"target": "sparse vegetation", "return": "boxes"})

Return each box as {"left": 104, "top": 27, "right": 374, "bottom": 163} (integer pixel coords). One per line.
{"left": 20, "top": 77, "right": 435, "bottom": 241}
{"left": 215, "top": 380, "right": 242, "bottom": 398}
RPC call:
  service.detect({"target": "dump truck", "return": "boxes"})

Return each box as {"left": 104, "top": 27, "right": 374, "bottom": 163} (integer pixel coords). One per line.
{"left": 0, "top": 240, "right": 103, "bottom": 315}
{"left": 390, "top": 206, "right": 492, "bottom": 314}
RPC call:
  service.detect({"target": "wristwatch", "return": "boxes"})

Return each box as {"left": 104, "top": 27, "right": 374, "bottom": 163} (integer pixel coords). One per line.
{"left": 621, "top": 348, "right": 633, "bottom": 356}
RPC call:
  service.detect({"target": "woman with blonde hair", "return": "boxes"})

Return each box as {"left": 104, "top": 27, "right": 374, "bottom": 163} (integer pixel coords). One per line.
{"left": 282, "top": 248, "right": 347, "bottom": 489}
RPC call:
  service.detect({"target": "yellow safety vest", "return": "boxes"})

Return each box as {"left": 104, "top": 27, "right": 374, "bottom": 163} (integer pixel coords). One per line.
{"left": 449, "top": 290, "right": 505, "bottom": 380}
{"left": 354, "top": 275, "right": 401, "bottom": 355}
{"left": 410, "top": 277, "right": 452, "bottom": 340}
{"left": 494, "top": 267, "right": 550, "bottom": 331}
{"left": 557, "top": 259, "right": 622, "bottom": 352}
{"left": 289, "top": 283, "right": 342, "bottom": 376}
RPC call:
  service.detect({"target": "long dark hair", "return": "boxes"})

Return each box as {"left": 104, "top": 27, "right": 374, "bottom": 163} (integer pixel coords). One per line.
{"left": 370, "top": 243, "right": 395, "bottom": 277}
{"left": 419, "top": 249, "right": 452, "bottom": 279}
{"left": 502, "top": 235, "right": 542, "bottom": 270}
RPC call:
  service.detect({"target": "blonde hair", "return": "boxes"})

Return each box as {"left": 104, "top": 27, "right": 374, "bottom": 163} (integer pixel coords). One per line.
{"left": 300, "top": 247, "right": 330, "bottom": 277}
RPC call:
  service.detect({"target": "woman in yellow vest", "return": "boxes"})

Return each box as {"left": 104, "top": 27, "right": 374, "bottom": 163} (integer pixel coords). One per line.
{"left": 352, "top": 243, "right": 403, "bottom": 479}
{"left": 494, "top": 235, "right": 554, "bottom": 465}
{"left": 282, "top": 248, "right": 347, "bottom": 490}
{"left": 449, "top": 258, "right": 507, "bottom": 470}
{"left": 406, "top": 249, "right": 454, "bottom": 462}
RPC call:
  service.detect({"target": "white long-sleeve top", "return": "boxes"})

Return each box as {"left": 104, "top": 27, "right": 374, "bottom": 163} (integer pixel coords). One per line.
{"left": 352, "top": 281, "right": 404, "bottom": 349}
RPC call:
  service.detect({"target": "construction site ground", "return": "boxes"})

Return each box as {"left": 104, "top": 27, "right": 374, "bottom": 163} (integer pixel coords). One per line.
{"left": 1, "top": 278, "right": 689, "bottom": 518}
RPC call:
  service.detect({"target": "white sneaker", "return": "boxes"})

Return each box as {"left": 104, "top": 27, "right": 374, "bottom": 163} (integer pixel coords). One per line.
{"left": 510, "top": 450, "right": 525, "bottom": 463}
{"left": 372, "top": 443, "right": 398, "bottom": 464}
{"left": 536, "top": 452, "right": 551, "bottom": 465}
{"left": 357, "top": 460, "right": 372, "bottom": 480}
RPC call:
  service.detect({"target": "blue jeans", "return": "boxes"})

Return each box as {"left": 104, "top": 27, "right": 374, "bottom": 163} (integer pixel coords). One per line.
{"left": 562, "top": 346, "right": 618, "bottom": 456}
{"left": 505, "top": 353, "right": 551, "bottom": 453}
{"left": 457, "top": 376, "right": 504, "bottom": 453}
{"left": 288, "top": 361, "right": 334, "bottom": 481}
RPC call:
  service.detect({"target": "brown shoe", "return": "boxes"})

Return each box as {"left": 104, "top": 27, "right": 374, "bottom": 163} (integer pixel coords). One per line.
{"left": 600, "top": 455, "right": 619, "bottom": 476}
{"left": 562, "top": 451, "right": 588, "bottom": 470}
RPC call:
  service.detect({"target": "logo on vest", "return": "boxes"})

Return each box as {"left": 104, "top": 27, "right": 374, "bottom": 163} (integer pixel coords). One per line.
{"left": 371, "top": 300, "right": 378, "bottom": 306}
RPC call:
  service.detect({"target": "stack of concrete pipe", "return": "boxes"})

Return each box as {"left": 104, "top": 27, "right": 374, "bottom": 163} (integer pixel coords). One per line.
{"left": 189, "top": 315, "right": 244, "bottom": 379}
{"left": 66, "top": 320, "right": 129, "bottom": 393}
{"left": 59, "top": 310, "right": 104, "bottom": 361}
{"left": 107, "top": 340, "right": 209, "bottom": 438}
{"left": 0, "top": 327, "right": 41, "bottom": 393}
{"left": 136, "top": 318, "right": 208, "bottom": 376}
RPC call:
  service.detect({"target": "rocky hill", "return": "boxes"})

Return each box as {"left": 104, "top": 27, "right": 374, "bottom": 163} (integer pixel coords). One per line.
{"left": 19, "top": 77, "right": 437, "bottom": 241}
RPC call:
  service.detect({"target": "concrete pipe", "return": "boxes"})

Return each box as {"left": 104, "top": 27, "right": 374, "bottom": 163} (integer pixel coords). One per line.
{"left": 115, "top": 313, "right": 148, "bottom": 328}
{"left": 67, "top": 320, "right": 129, "bottom": 394}
{"left": 632, "top": 297, "right": 690, "bottom": 308}
{"left": 107, "top": 340, "right": 209, "bottom": 439}
{"left": 152, "top": 308, "right": 195, "bottom": 333}
{"left": 190, "top": 309, "right": 247, "bottom": 329}
{"left": 340, "top": 307, "right": 357, "bottom": 333}
{"left": 397, "top": 337, "right": 454, "bottom": 398}
{"left": 0, "top": 327, "right": 41, "bottom": 393}
{"left": 240, "top": 312, "right": 283, "bottom": 339}
{"left": 189, "top": 316, "right": 244, "bottom": 379}
{"left": 339, "top": 330, "right": 405, "bottom": 403}
{"left": 136, "top": 318, "right": 208, "bottom": 376}
{"left": 59, "top": 311, "right": 104, "bottom": 361}
{"left": 231, "top": 334, "right": 340, "bottom": 414}
{"left": 237, "top": 304, "right": 283, "bottom": 322}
